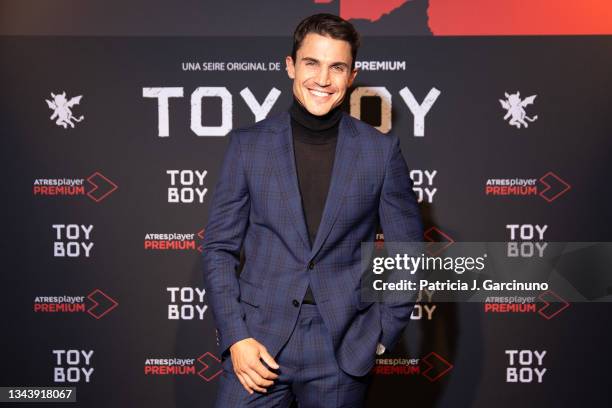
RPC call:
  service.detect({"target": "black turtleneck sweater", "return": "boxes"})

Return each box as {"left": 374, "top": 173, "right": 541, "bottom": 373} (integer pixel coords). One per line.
{"left": 289, "top": 97, "right": 342, "bottom": 304}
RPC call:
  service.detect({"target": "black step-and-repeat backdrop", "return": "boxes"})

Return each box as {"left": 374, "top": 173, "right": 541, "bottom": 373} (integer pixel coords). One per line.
{"left": 2, "top": 10, "right": 612, "bottom": 408}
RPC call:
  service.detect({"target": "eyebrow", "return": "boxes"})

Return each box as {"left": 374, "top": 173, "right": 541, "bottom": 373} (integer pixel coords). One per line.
{"left": 301, "top": 57, "right": 349, "bottom": 68}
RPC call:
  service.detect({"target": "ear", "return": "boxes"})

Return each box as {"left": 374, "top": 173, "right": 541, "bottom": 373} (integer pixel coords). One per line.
{"left": 285, "top": 56, "right": 296, "bottom": 79}
{"left": 347, "top": 67, "right": 358, "bottom": 87}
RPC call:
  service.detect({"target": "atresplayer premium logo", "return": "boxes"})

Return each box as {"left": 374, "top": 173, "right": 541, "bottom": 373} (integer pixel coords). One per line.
{"left": 33, "top": 289, "right": 118, "bottom": 319}
{"left": 373, "top": 352, "right": 453, "bottom": 381}
{"left": 144, "top": 352, "right": 222, "bottom": 382}
{"left": 375, "top": 226, "right": 452, "bottom": 252}
{"left": 144, "top": 228, "right": 204, "bottom": 252}
{"left": 33, "top": 171, "right": 118, "bottom": 202}
{"left": 485, "top": 171, "right": 570, "bottom": 202}
{"left": 484, "top": 290, "right": 569, "bottom": 319}
{"left": 46, "top": 91, "right": 84, "bottom": 129}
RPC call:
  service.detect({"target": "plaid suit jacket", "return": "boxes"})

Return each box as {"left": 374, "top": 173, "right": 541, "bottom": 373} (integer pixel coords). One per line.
{"left": 202, "top": 110, "right": 423, "bottom": 376}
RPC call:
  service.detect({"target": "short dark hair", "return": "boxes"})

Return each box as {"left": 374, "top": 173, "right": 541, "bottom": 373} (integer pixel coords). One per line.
{"left": 291, "top": 13, "right": 361, "bottom": 70}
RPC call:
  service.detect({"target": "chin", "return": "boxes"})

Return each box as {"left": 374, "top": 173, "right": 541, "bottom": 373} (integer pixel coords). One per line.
{"left": 308, "top": 105, "right": 332, "bottom": 116}
{"left": 303, "top": 99, "right": 339, "bottom": 116}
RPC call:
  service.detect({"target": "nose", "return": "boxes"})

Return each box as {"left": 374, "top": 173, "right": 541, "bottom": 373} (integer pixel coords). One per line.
{"left": 315, "top": 67, "right": 330, "bottom": 87}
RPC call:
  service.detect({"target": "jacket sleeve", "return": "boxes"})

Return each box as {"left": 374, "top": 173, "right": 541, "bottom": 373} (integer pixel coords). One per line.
{"left": 377, "top": 133, "right": 424, "bottom": 352}
{"left": 201, "top": 130, "right": 251, "bottom": 357}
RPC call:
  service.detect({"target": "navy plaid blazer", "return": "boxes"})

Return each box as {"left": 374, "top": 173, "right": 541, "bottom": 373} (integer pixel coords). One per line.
{"left": 202, "top": 110, "right": 423, "bottom": 376}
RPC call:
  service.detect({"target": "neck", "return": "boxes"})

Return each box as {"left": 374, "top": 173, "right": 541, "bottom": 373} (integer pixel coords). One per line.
{"left": 289, "top": 97, "right": 343, "bottom": 132}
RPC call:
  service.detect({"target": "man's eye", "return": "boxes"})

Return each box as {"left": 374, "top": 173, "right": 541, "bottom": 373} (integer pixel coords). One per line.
{"left": 305, "top": 61, "right": 315, "bottom": 66}
{"left": 332, "top": 65, "right": 344, "bottom": 72}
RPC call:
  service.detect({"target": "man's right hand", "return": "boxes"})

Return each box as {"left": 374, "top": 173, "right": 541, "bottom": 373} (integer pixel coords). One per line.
{"left": 229, "top": 337, "right": 280, "bottom": 394}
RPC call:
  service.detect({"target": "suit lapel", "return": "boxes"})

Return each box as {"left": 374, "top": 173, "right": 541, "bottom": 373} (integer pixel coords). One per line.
{"left": 270, "top": 111, "right": 360, "bottom": 259}
{"left": 270, "top": 112, "right": 311, "bottom": 251}
{"left": 309, "top": 112, "right": 359, "bottom": 258}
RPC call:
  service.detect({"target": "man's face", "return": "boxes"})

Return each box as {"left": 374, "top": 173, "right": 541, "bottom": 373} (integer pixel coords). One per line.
{"left": 286, "top": 32, "right": 358, "bottom": 116}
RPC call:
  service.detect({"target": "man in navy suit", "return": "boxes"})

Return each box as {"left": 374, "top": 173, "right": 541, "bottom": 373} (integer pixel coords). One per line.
{"left": 202, "top": 13, "right": 423, "bottom": 407}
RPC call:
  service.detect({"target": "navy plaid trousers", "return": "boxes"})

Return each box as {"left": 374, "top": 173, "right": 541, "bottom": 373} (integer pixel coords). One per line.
{"left": 215, "top": 303, "right": 372, "bottom": 407}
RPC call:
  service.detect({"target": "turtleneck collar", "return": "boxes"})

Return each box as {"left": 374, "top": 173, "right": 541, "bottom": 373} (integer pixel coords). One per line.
{"left": 289, "top": 96, "right": 343, "bottom": 132}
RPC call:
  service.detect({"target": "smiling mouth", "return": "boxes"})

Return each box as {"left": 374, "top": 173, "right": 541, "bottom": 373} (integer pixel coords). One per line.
{"left": 308, "top": 88, "right": 334, "bottom": 97}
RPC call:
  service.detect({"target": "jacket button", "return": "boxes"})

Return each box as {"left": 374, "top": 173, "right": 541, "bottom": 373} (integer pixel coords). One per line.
{"left": 308, "top": 261, "right": 315, "bottom": 270}
{"left": 292, "top": 299, "right": 300, "bottom": 307}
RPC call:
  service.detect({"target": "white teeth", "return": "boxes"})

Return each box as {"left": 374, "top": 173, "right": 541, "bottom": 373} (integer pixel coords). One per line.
{"left": 310, "top": 89, "right": 330, "bottom": 97}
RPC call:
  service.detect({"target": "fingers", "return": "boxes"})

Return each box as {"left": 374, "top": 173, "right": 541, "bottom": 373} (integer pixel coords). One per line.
{"left": 251, "top": 361, "right": 278, "bottom": 382}
{"left": 241, "top": 370, "right": 267, "bottom": 393}
{"left": 232, "top": 360, "right": 275, "bottom": 394}
{"left": 235, "top": 372, "right": 254, "bottom": 395}
{"left": 259, "top": 348, "right": 280, "bottom": 370}
{"left": 230, "top": 339, "right": 280, "bottom": 395}
{"left": 235, "top": 367, "right": 268, "bottom": 394}
{"left": 244, "top": 368, "right": 271, "bottom": 392}
{"left": 252, "top": 350, "right": 279, "bottom": 381}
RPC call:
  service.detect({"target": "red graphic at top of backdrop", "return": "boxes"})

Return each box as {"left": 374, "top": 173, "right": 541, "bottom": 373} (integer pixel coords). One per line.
{"left": 314, "top": 0, "right": 410, "bottom": 22}
{"left": 428, "top": 0, "right": 612, "bottom": 35}
{"left": 343, "top": 0, "right": 409, "bottom": 22}
{"left": 314, "top": 0, "right": 612, "bottom": 35}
